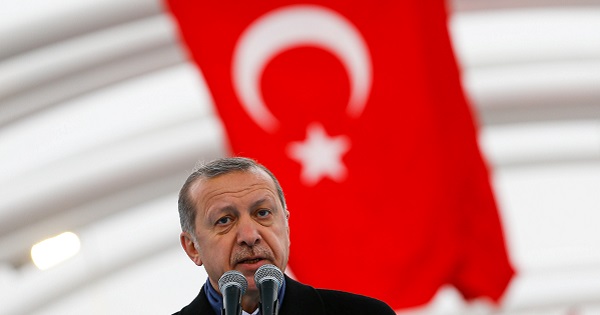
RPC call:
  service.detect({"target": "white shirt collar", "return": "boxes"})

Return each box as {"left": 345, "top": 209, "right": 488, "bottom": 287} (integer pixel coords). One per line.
{"left": 242, "top": 309, "right": 259, "bottom": 315}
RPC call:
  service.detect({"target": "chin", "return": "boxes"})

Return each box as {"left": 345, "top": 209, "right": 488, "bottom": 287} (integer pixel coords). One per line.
{"left": 246, "top": 282, "right": 259, "bottom": 294}
{"left": 244, "top": 276, "right": 257, "bottom": 288}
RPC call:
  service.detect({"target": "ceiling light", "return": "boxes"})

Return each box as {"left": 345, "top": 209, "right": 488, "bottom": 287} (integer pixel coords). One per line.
{"left": 31, "top": 232, "right": 81, "bottom": 270}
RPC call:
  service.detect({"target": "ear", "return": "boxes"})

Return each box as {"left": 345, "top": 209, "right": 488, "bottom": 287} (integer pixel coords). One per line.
{"left": 180, "top": 231, "right": 203, "bottom": 266}
{"left": 285, "top": 210, "right": 291, "bottom": 243}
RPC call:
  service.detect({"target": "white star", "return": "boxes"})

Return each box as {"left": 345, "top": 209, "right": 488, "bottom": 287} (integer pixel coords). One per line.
{"left": 286, "top": 123, "right": 351, "bottom": 186}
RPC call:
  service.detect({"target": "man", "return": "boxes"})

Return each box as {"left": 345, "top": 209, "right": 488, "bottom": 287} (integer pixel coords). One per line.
{"left": 173, "top": 157, "right": 395, "bottom": 315}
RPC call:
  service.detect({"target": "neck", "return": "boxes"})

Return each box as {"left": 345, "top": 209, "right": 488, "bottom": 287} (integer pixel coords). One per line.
{"left": 241, "top": 289, "right": 259, "bottom": 313}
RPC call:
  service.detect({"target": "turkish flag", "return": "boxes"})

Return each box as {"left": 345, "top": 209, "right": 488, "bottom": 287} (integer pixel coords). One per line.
{"left": 166, "top": 0, "right": 515, "bottom": 310}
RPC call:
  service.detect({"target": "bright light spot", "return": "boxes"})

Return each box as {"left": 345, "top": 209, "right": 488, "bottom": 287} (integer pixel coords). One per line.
{"left": 31, "top": 232, "right": 81, "bottom": 270}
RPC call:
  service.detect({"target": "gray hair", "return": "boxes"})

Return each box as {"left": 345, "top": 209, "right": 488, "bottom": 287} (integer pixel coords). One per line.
{"left": 178, "top": 157, "right": 287, "bottom": 236}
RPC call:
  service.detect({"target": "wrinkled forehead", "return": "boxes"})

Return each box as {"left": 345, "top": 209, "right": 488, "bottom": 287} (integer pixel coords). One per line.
{"left": 188, "top": 168, "right": 278, "bottom": 211}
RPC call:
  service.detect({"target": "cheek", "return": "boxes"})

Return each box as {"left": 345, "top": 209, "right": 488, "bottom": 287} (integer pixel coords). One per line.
{"left": 199, "top": 236, "right": 233, "bottom": 262}
{"left": 271, "top": 225, "right": 291, "bottom": 251}
{"left": 199, "top": 238, "right": 236, "bottom": 278}
{"left": 210, "top": 238, "right": 232, "bottom": 258}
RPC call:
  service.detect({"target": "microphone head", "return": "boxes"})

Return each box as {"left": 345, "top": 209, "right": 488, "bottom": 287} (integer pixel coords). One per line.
{"left": 254, "top": 264, "right": 284, "bottom": 289}
{"left": 218, "top": 270, "right": 248, "bottom": 295}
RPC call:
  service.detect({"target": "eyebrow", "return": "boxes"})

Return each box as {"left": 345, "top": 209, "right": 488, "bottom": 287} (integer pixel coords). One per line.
{"left": 209, "top": 196, "right": 273, "bottom": 215}
{"left": 205, "top": 205, "right": 236, "bottom": 223}
{"left": 250, "top": 197, "right": 270, "bottom": 209}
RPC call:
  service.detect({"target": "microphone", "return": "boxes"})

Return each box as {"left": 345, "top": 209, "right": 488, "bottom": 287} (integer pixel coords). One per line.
{"left": 218, "top": 270, "right": 248, "bottom": 315}
{"left": 254, "top": 264, "right": 284, "bottom": 315}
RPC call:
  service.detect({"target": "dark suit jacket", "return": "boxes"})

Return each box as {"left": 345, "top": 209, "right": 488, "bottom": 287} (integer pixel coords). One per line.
{"left": 173, "top": 275, "right": 395, "bottom": 315}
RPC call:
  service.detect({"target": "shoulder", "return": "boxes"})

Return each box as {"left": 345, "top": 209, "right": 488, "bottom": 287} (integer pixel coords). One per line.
{"left": 171, "top": 287, "right": 211, "bottom": 315}
{"left": 284, "top": 276, "right": 395, "bottom": 315}
{"left": 317, "top": 289, "right": 396, "bottom": 315}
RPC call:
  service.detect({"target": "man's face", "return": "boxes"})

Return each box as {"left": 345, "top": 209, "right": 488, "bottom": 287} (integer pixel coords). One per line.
{"left": 182, "top": 169, "right": 290, "bottom": 293}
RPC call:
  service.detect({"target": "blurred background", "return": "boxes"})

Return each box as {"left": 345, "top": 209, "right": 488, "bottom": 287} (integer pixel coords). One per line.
{"left": 1, "top": 0, "right": 600, "bottom": 314}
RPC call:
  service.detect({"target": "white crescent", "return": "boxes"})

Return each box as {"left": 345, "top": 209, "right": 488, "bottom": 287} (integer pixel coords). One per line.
{"left": 232, "top": 5, "right": 373, "bottom": 133}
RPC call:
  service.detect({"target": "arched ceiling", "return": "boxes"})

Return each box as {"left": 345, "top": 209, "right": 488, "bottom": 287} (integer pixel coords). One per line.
{"left": 1, "top": 0, "right": 600, "bottom": 314}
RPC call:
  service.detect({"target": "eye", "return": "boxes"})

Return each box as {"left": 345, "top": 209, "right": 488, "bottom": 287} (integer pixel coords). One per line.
{"left": 216, "top": 216, "right": 232, "bottom": 226}
{"left": 256, "top": 209, "right": 272, "bottom": 218}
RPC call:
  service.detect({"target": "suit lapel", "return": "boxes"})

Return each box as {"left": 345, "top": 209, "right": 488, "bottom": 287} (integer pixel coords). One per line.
{"left": 279, "top": 276, "right": 326, "bottom": 315}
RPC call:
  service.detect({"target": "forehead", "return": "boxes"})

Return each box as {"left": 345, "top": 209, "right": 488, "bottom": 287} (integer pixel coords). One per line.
{"left": 189, "top": 169, "right": 278, "bottom": 210}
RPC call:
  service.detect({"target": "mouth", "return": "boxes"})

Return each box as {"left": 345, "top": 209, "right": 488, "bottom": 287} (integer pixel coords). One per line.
{"left": 236, "top": 257, "right": 265, "bottom": 266}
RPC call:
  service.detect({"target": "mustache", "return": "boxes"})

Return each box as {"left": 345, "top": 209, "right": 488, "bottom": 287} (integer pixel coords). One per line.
{"left": 231, "top": 246, "right": 274, "bottom": 265}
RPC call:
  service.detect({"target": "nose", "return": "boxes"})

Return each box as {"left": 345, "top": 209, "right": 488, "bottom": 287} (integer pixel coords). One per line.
{"left": 236, "top": 216, "right": 261, "bottom": 247}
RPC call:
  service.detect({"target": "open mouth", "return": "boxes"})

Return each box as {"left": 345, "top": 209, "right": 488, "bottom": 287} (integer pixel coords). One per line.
{"left": 238, "top": 258, "right": 263, "bottom": 264}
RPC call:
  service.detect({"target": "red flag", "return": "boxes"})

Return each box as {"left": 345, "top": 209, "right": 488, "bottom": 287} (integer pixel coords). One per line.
{"left": 166, "top": 0, "right": 514, "bottom": 309}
